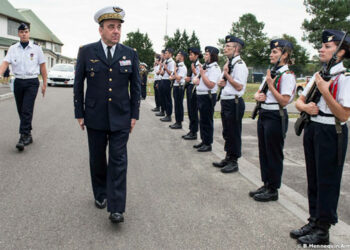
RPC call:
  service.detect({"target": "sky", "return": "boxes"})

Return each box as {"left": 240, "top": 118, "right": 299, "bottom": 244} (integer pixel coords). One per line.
{"left": 9, "top": 0, "right": 318, "bottom": 59}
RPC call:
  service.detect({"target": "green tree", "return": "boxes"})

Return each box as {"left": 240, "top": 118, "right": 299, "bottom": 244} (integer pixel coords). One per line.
{"left": 218, "top": 13, "right": 270, "bottom": 69}
{"left": 123, "top": 29, "right": 155, "bottom": 70}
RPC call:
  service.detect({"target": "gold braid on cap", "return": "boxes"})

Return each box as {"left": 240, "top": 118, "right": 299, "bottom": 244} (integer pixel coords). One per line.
{"left": 98, "top": 13, "right": 123, "bottom": 23}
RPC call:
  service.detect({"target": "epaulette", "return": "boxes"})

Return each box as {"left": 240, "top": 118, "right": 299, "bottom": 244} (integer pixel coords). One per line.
{"left": 285, "top": 70, "right": 295, "bottom": 75}
{"left": 344, "top": 69, "right": 350, "bottom": 76}
{"left": 237, "top": 61, "right": 243, "bottom": 64}
{"left": 133, "top": 48, "right": 137, "bottom": 51}
{"left": 79, "top": 45, "right": 84, "bottom": 49}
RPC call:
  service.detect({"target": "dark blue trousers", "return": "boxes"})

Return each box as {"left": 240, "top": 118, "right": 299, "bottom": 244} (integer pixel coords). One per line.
{"left": 221, "top": 98, "right": 245, "bottom": 159}
{"left": 159, "top": 79, "right": 172, "bottom": 116}
{"left": 186, "top": 84, "right": 198, "bottom": 133}
{"left": 197, "top": 93, "right": 217, "bottom": 145}
{"left": 257, "top": 109, "right": 288, "bottom": 189}
{"left": 173, "top": 86, "right": 184, "bottom": 123}
{"left": 154, "top": 80, "right": 161, "bottom": 108}
{"left": 141, "top": 84, "right": 147, "bottom": 99}
{"left": 87, "top": 127, "right": 130, "bottom": 213}
{"left": 13, "top": 78, "right": 39, "bottom": 135}
{"left": 303, "top": 121, "right": 348, "bottom": 224}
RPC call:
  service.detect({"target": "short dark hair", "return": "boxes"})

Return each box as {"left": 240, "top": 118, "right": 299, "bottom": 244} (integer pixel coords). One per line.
{"left": 334, "top": 41, "right": 350, "bottom": 59}
{"left": 209, "top": 53, "right": 218, "bottom": 64}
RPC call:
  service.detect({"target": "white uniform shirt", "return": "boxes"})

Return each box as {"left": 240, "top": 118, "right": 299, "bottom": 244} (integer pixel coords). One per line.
{"left": 302, "top": 62, "right": 350, "bottom": 123}
{"left": 260, "top": 65, "right": 296, "bottom": 104}
{"left": 100, "top": 40, "right": 116, "bottom": 58}
{"left": 197, "top": 62, "right": 221, "bottom": 94}
{"left": 190, "top": 60, "right": 200, "bottom": 84}
{"left": 222, "top": 55, "right": 248, "bottom": 97}
{"left": 162, "top": 58, "right": 175, "bottom": 80}
{"left": 4, "top": 41, "right": 45, "bottom": 79}
{"left": 173, "top": 62, "right": 187, "bottom": 86}
{"left": 154, "top": 64, "right": 161, "bottom": 81}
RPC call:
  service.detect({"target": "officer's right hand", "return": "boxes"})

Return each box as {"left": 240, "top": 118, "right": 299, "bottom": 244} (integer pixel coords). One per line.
{"left": 254, "top": 91, "right": 266, "bottom": 102}
{"left": 305, "top": 102, "right": 319, "bottom": 116}
{"left": 185, "top": 76, "right": 191, "bottom": 82}
{"left": 192, "top": 77, "right": 200, "bottom": 85}
{"left": 218, "top": 79, "right": 226, "bottom": 87}
{"left": 77, "top": 118, "right": 85, "bottom": 130}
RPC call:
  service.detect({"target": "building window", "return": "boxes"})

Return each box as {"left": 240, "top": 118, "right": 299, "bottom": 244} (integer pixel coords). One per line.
{"left": 8, "top": 19, "right": 21, "bottom": 36}
{"left": 34, "top": 40, "right": 46, "bottom": 47}
{"left": 4, "top": 50, "right": 8, "bottom": 56}
{"left": 54, "top": 44, "right": 61, "bottom": 53}
{"left": 51, "top": 58, "right": 54, "bottom": 68}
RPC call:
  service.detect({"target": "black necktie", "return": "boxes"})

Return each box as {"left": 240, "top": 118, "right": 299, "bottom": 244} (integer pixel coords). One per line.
{"left": 107, "top": 46, "right": 112, "bottom": 65}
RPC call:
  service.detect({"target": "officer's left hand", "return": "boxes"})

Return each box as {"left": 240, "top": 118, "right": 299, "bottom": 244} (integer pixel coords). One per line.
{"left": 223, "top": 62, "right": 229, "bottom": 73}
{"left": 130, "top": 118, "right": 136, "bottom": 133}
{"left": 315, "top": 73, "right": 332, "bottom": 95}
{"left": 266, "top": 69, "right": 276, "bottom": 90}
{"left": 163, "top": 64, "right": 168, "bottom": 70}
{"left": 199, "top": 65, "right": 206, "bottom": 75}
{"left": 41, "top": 84, "right": 47, "bottom": 97}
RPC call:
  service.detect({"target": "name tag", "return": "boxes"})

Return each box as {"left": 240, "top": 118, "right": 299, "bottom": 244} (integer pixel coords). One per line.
{"left": 119, "top": 60, "right": 131, "bottom": 66}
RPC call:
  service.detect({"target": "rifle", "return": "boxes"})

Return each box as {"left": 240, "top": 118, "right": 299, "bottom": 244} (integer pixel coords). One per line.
{"left": 294, "top": 31, "right": 348, "bottom": 136}
{"left": 192, "top": 62, "right": 208, "bottom": 94}
{"left": 170, "top": 62, "right": 179, "bottom": 88}
{"left": 217, "top": 57, "right": 234, "bottom": 101}
{"left": 251, "top": 45, "right": 288, "bottom": 120}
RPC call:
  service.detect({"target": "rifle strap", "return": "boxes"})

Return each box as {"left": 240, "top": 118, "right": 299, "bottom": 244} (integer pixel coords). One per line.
{"left": 335, "top": 118, "right": 343, "bottom": 167}
{"left": 235, "top": 95, "right": 239, "bottom": 121}
{"left": 279, "top": 105, "right": 286, "bottom": 139}
{"left": 208, "top": 91, "right": 213, "bottom": 108}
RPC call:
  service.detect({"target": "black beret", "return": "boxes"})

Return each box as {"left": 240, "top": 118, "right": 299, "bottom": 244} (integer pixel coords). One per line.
{"left": 205, "top": 46, "right": 219, "bottom": 55}
{"left": 270, "top": 39, "right": 293, "bottom": 50}
{"left": 322, "top": 29, "right": 350, "bottom": 44}
{"left": 188, "top": 47, "right": 201, "bottom": 55}
{"left": 225, "top": 35, "right": 244, "bottom": 47}
{"left": 165, "top": 48, "right": 174, "bottom": 54}
{"left": 161, "top": 49, "right": 165, "bottom": 53}
{"left": 178, "top": 50, "right": 188, "bottom": 58}
{"left": 18, "top": 23, "right": 29, "bottom": 31}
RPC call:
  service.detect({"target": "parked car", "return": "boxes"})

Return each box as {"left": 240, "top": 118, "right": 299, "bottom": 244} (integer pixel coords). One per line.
{"left": 296, "top": 76, "right": 312, "bottom": 96}
{"left": 48, "top": 64, "right": 75, "bottom": 87}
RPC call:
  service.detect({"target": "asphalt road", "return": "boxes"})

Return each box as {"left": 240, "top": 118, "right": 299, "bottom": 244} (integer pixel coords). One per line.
{"left": 0, "top": 87, "right": 349, "bottom": 249}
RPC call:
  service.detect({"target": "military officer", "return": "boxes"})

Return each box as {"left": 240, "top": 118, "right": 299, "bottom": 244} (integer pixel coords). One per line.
{"left": 292, "top": 30, "right": 350, "bottom": 246}
{"left": 0, "top": 23, "right": 47, "bottom": 151}
{"left": 151, "top": 55, "right": 161, "bottom": 112}
{"left": 192, "top": 46, "right": 221, "bottom": 152}
{"left": 213, "top": 35, "right": 248, "bottom": 173}
{"left": 140, "top": 62, "right": 148, "bottom": 100}
{"left": 182, "top": 47, "right": 201, "bottom": 140}
{"left": 249, "top": 39, "right": 295, "bottom": 202}
{"left": 73, "top": 6, "right": 141, "bottom": 224}
{"left": 159, "top": 48, "right": 175, "bottom": 122}
{"left": 169, "top": 50, "right": 187, "bottom": 129}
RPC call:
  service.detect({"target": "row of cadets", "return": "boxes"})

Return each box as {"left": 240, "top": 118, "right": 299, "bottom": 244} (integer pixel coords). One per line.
{"left": 169, "top": 50, "right": 188, "bottom": 129}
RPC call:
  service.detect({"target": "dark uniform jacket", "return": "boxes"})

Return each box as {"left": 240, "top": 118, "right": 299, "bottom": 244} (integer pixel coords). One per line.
{"left": 74, "top": 41, "right": 141, "bottom": 131}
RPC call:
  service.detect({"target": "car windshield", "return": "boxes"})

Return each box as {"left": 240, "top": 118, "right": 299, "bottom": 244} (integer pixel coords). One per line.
{"left": 52, "top": 64, "right": 74, "bottom": 72}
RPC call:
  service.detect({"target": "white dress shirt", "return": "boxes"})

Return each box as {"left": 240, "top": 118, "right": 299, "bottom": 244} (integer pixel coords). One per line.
{"left": 100, "top": 40, "right": 116, "bottom": 58}
{"left": 196, "top": 62, "right": 221, "bottom": 94}
{"left": 162, "top": 58, "right": 175, "bottom": 80}
{"left": 173, "top": 62, "right": 187, "bottom": 86}
{"left": 222, "top": 55, "right": 248, "bottom": 98}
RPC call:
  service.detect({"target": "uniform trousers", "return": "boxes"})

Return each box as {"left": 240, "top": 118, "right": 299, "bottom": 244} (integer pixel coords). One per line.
{"left": 303, "top": 121, "right": 348, "bottom": 224}
{"left": 87, "top": 127, "right": 130, "bottom": 213}
{"left": 257, "top": 109, "right": 288, "bottom": 189}
{"left": 159, "top": 79, "right": 172, "bottom": 116}
{"left": 154, "top": 80, "right": 161, "bottom": 108}
{"left": 13, "top": 78, "right": 39, "bottom": 135}
{"left": 197, "top": 93, "right": 217, "bottom": 145}
{"left": 141, "top": 84, "right": 147, "bottom": 99}
{"left": 173, "top": 85, "right": 184, "bottom": 123}
{"left": 221, "top": 97, "right": 245, "bottom": 159}
{"left": 186, "top": 84, "right": 198, "bottom": 133}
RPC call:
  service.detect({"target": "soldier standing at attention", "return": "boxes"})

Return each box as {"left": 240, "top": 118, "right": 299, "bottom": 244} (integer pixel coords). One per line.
{"left": 155, "top": 50, "right": 166, "bottom": 116}
{"left": 73, "top": 6, "right": 141, "bottom": 224}
{"left": 192, "top": 46, "right": 221, "bottom": 152}
{"left": 169, "top": 50, "right": 187, "bottom": 129}
{"left": 292, "top": 30, "right": 350, "bottom": 246}
{"left": 140, "top": 62, "right": 148, "bottom": 100}
{"left": 249, "top": 39, "right": 295, "bottom": 202}
{"left": 151, "top": 55, "right": 161, "bottom": 112}
{"left": 182, "top": 48, "right": 201, "bottom": 140}
{"left": 213, "top": 35, "right": 248, "bottom": 174}
{"left": 0, "top": 23, "right": 47, "bottom": 151}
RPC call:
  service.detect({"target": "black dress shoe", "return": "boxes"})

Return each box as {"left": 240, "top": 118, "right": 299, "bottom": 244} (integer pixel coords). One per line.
{"left": 249, "top": 185, "right": 267, "bottom": 197}
{"left": 221, "top": 161, "right": 238, "bottom": 173}
{"left": 109, "top": 212, "right": 124, "bottom": 223}
{"left": 151, "top": 107, "right": 160, "bottom": 112}
{"left": 253, "top": 188, "right": 278, "bottom": 202}
{"left": 160, "top": 116, "right": 171, "bottom": 122}
{"left": 297, "top": 227, "right": 329, "bottom": 246}
{"left": 23, "top": 134, "right": 33, "bottom": 146}
{"left": 197, "top": 144, "right": 212, "bottom": 152}
{"left": 169, "top": 123, "right": 182, "bottom": 129}
{"left": 155, "top": 112, "right": 165, "bottom": 116}
{"left": 193, "top": 142, "right": 204, "bottom": 148}
{"left": 290, "top": 219, "right": 316, "bottom": 239}
{"left": 95, "top": 199, "right": 107, "bottom": 209}
{"left": 183, "top": 133, "right": 197, "bottom": 140}
{"left": 212, "top": 158, "right": 229, "bottom": 168}
{"left": 16, "top": 135, "right": 25, "bottom": 151}
{"left": 182, "top": 132, "right": 191, "bottom": 138}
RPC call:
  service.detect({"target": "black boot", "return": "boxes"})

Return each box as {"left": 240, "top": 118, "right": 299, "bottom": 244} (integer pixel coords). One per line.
{"left": 22, "top": 133, "right": 33, "bottom": 146}
{"left": 221, "top": 159, "right": 239, "bottom": 173}
{"left": 169, "top": 122, "right": 182, "bottom": 129}
{"left": 249, "top": 184, "right": 267, "bottom": 197}
{"left": 151, "top": 107, "right": 160, "bottom": 112}
{"left": 16, "top": 134, "right": 25, "bottom": 151}
{"left": 212, "top": 158, "right": 229, "bottom": 168}
{"left": 160, "top": 116, "right": 171, "bottom": 122}
{"left": 193, "top": 142, "right": 204, "bottom": 149}
{"left": 155, "top": 111, "right": 165, "bottom": 116}
{"left": 297, "top": 221, "right": 330, "bottom": 246}
{"left": 290, "top": 217, "right": 316, "bottom": 239}
{"left": 182, "top": 131, "right": 191, "bottom": 138}
{"left": 253, "top": 188, "right": 278, "bottom": 202}
{"left": 197, "top": 144, "right": 212, "bottom": 152}
{"left": 183, "top": 132, "right": 197, "bottom": 140}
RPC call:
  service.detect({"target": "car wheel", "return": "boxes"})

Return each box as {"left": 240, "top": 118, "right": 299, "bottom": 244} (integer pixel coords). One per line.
{"left": 297, "top": 87, "right": 303, "bottom": 96}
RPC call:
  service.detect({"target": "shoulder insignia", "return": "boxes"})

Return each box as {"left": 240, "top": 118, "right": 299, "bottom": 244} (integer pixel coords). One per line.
{"left": 79, "top": 45, "right": 84, "bottom": 49}
{"left": 133, "top": 48, "right": 137, "bottom": 51}
{"left": 345, "top": 72, "right": 350, "bottom": 76}
{"left": 237, "top": 61, "right": 243, "bottom": 64}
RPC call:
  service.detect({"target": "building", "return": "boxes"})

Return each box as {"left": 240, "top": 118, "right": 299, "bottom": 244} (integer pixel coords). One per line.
{"left": 0, "top": 0, "right": 74, "bottom": 72}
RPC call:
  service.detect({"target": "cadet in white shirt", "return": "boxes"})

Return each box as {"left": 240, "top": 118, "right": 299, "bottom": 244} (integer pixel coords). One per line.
{"left": 159, "top": 48, "right": 175, "bottom": 122}
{"left": 213, "top": 35, "right": 248, "bottom": 174}
{"left": 293, "top": 29, "right": 350, "bottom": 246}
{"left": 0, "top": 23, "right": 47, "bottom": 151}
{"left": 193, "top": 46, "right": 221, "bottom": 152}
{"left": 250, "top": 39, "right": 295, "bottom": 202}
{"left": 169, "top": 50, "right": 188, "bottom": 129}
{"left": 151, "top": 54, "right": 162, "bottom": 112}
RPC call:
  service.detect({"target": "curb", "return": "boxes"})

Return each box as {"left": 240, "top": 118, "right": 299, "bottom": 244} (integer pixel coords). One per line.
{"left": 0, "top": 92, "right": 13, "bottom": 101}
